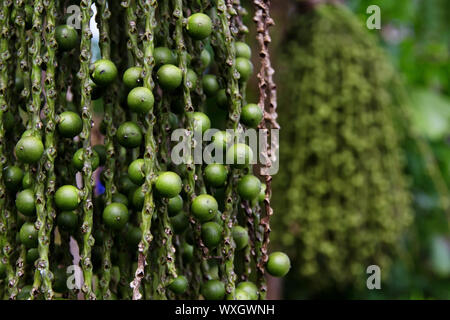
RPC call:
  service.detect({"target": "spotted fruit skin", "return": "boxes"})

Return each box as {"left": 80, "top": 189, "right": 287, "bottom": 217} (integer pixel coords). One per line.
{"left": 102, "top": 203, "right": 129, "bottom": 230}
{"left": 186, "top": 13, "right": 213, "bottom": 40}
{"left": 191, "top": 194, "right": 218, "bottom": 222}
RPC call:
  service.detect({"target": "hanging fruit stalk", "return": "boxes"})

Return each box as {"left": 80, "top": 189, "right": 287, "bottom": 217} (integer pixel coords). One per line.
{"left": 0, "top": 0, "right": 14, "bottom": 298}
{"left": 130, "top": 0, "right": 157, "bottom": 300}
{"left": 155, "top": 0, "right": 177, "bottom": 296}
{"left": 211, "top": 0, "right": 242, "bottom": 299}
{"left": 33, "top": 0, "right": 58, "bottom": 300}
{"left": 253, "top": 0, "right": 279, "bottom": 299}
{"left": 96, "top": 0, "right": 114, "bottom": 300}
{"left": 0, "top": 0, "right": 288, "bottom": 301}
{"left": 10, "top": 0, "right": 32, "bottom": 300}
{"left": 28, "top": 0, "right": 49, "bottom": 299}
{"left": 172, "top": 0, "right": 207, "bottom": 298}
{"left": 78, "top": 0, "right": 95, "bottom": 300}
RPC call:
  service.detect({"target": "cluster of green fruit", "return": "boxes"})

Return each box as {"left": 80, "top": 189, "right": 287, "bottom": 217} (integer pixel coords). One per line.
{"left": 272, "top": 3, "right": 412, "bottom": 296}
{"left": 0, "top": 0, "right": 288, "bottom": 300}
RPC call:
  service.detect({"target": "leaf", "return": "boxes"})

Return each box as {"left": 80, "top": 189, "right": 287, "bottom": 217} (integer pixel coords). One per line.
{"left": 408, "top": 88, "right": 450, "bottom": 140}
{"left": 430, "top": 236, "right": 450, "bottom": 277}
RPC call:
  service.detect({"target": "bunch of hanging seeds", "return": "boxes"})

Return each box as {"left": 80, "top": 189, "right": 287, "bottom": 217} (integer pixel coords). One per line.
{"left": 0, "top": 0, "right": 289, "bottom": 300}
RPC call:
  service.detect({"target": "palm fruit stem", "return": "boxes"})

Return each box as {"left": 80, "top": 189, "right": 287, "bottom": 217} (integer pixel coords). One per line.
{"left": 211, "top": 0, "right": 243, "bottom": 299}
{"left": 229, "top": 0, "right": 249, "bottom": 283}
{"left": 11, "top": 246, "right": 26, "bottom": 298}
{"left": 122, "top": 0, "right": 140, "bottom": 162}
{"left": 28, "top": 0, "right": 47, "bottom": 300}
{"left": 33, "top": 0, "right": 59, "bottom": 300}
{"left": 231, "top": 0, "right": 248, "bottom": 40}
{"left": 0, "top": 0, "right": 16, "bottom": 299}
{"left": 157, "top": 0, "right": 178, "bottom": 293}
{"left": 96, "top": 0, "right": 115, "bottom": 300}
{"left": 11, "top": 3, "right": 31, "bottom": 299}
{"left": 109, "top": 0, "right": 126, "bottom": 173}
{"left": 253, "top": 0, "right": 278, "bottom": 299}
{"left": 130, "top": 0, "right": 157, "bottom": 300}
{"left": 173, "top": 0, "right": 206, "bottom": 298}
{"left": 78, "top": 0, "right": 96, "bottom": 300}
{"left": 123, "top": 0, "right": 143, "bottom": 66}
{"left": 109, "top": 1, "right": 132, "bottom": 300}
{"left": 155, "top": 209, "right": 168, "bottom": 299}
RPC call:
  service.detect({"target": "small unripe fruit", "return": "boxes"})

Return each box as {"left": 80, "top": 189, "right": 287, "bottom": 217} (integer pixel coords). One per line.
{"left": 168, "top": 275, "right": 188, "bottom": 295}
{"left": 192, "top": 112, "right": 211, "bottom": 134}
{"left": 3, "top": 111, "right": 14, "bottom": 131}
{"left": 123, "top": 67, "right": 143, "bottom": 89}
{"left": 157, "top": 64, "right": 183, "bottom": 90}
{"left": 241, "top": 103, "right": 263, "bottom": 128}
{"left": 191, "top": 194, "right": 218, "bottom": 222}
{"left": 91, "top": 59, "right": 118, "bottom": 86}
{"left": 230, "top": 288, "right": 250, "bottom": 300}
{"left": 112, "top": 193, "right": 129, "bottom": 207}
{"left": 204, "top": 164, "right": 228, "bottom": 187}
{"left": 128, "top": 159, "right": 145, "bottom": 185}
{"left": 232, "top": 226, "right": 249, "bottom": 250}
{"left": 103, "top": 203, "right": 129, "bottom": 230}
{"left": 26, "top": 248, "right": 39, "bottom": 265}
{"left": 3, "top": 166, "right": 24, "bottom": 192}
{"left": 266, "top": 252, "right": 291, "bottom": 277}
{"left": 235, "top": 42, "right": 252, "bottom": 59}
{"left": 131, "top": 186, "right": 145, "bottom": 210}
{"left": 168, "top": 195, "right": 183, "bottom": 217}
{"left": 118, "top": 174, "right": 138, "bottom": 195}
{"left": 216, "top": 89, "right": 229, "bottom": 109}
{"left": 58, "top": 111, "right": 83, "bottom": 138}
{"left": 16, "top": 189, "right": 36, "bottom": 217}
{"left": 258, "top": 183, "right": 267, "bottom": 202}
{"left": 236, "top": 281, "right": 258, "bottom": 300}
{"left": 170, "top": 212, "right": 190, "bottom": 234}
{"left": 19, "top": 222, "right": 38, "bottom": 248}
{"left": 155, "top": 171, "right": 182, "bottom": 198}
{"left": 117, "top": 121, "right": 143, "bottom": 148}
{"left": 201, "top": 279, "right": 225, "bottom": 300}
{"left": 127, "top": 87, "right": 155, "bottom": 114}
{"left": 200, "top": 49, "right": 212, "bottom": 67}
{"left": 181, "top": 243, "right": 194, "bottom": 262}
{"left": 154, "top": 47, "right": 177, "bottom": 66}
{"left": 22, "top": 172, "right": 32, "bottom": 189}
{"left": 55, "top": 185, "right": 80, "bottom": 211}
{"left": 57, "top": 211, "right": 78, "bottom": 231}
{"left": 186, "top": 13, "right": 212, "bottom": 40}
{"left": 237, "top": 175, "right": 261, "bottom": 200}
{"left": 55, "top": 25, "right": 79, "bottom": 51}
{"left": 186, "top": 69, "right": 198, "bottom": 90}
{"left": 201, "top": 221, "right": 223, "bottom": 248}
{"left": 212, "top": 130, "right": 229, "bottom": 151}
{"left": 236, "top": 58, "right": 253, "bottom": 81}
{"left": 226, "top": 143, "right": 253, "bottom": 168}
{"left": 15, "top": 136, "right": 44, "bottom": 164}
{"left": 202, "top": 74, "right": 219, "bottom": 96}
{"left": 72, "top": 148, "right": 100, "bottom": 171}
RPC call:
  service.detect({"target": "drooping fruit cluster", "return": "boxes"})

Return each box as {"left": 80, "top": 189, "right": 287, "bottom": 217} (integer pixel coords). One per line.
{"left": 0, "top": 0, "right": 287, "bottom": 300}
{"left": 272, "top": 3, "right": 412, "bottom": 295}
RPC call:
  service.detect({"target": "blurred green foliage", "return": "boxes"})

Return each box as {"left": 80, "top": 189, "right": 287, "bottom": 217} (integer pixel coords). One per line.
{"left": 272, "top": 3, "right": 413, "bottom": 298}
{"left": 271, "top": 0, "right": 450, "bottom": 299}
{"left": 348, "top": 0, "right": 450, "bottom": 93}
{"left": 347, "top": 0, "right": 450, "bottom": 299}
